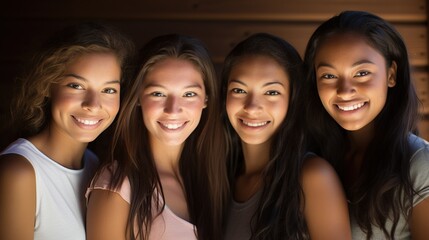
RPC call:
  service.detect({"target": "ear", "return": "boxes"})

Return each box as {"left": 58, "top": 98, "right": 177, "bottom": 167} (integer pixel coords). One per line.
{"left": 387, "top": 61, "right": 397, "bottom": 87}
{"left": 203, "top": 96, "right": 208, "bottom": 109}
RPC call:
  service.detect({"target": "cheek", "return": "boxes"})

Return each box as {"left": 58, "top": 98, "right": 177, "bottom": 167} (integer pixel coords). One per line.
{"left": 141, "top": 100, "right": 160, "bottom": 116}
{"left": 186, "top": 101, "right": 206, "bottom": 118}
{"left": 272, "top": 100, "right": 288, "bottom": 123}
{"left": 225, "top": 97, "right": 240, "bottom": 119}
{"left": 50, "top": 93, "right": 77, "bottom": 110}
{"left": 316, "top": 85, "right": 332, "bottom": 106}
{"left": 103, "top": 96, "right": 120, "bottom": 114}
{"left": 372, "top": 88, "right": 389, "bottom": 110}
{"left": 140, "top": 104, "right": 154, "bottom": 131}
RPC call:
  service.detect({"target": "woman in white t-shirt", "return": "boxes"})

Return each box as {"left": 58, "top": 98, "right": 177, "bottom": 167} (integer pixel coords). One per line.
{"left": 303, "top": 11, "right": 429, "bottom": 239}
{"left": 0, "top": 22, "right": 134, "bottom": 240}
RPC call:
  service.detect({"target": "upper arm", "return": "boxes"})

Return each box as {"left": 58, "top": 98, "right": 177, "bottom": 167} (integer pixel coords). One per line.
{"left": 86, "top": 189, "right": 130, "bottom": 240}
{"left": 409, "top": 193, "right": 429, "bottom": 239}
{"left": 301, "top": 156, "right": 352, "bottom": 240}
{"left": 409, "top": 147, "right": 429, "bottom": 239}
{"left": 0, "top": 154, "right": 36, "bottom": 240}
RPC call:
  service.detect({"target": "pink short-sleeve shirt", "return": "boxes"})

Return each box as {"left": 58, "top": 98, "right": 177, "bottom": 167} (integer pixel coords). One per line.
{"left": 86, "top": 164, "right": 197, "bottom": 240}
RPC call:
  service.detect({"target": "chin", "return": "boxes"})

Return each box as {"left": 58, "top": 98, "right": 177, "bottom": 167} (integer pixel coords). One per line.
{"left": 338, "top": 122, "right": 366, "bottom": 132}
{"left": 75, "top": 134, "right": 100, "bottom": 143}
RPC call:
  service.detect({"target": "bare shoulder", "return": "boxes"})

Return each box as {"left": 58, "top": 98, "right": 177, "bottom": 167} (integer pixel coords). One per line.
{"left": 300, "top": 154, "right": 345, "bottom": 204}
{"left": 410, "top": 197, "right": 429, "bottom": 239}
{"left": 301, "top": 155, "right": 352, "bottom": 240}
{"left": 301, "top": 155, "right": 338, "bottom": 185}
{"left": 86, "top": 189, "right": 130, "bottom": 240}
{"left": 0, "top": 154, "right": 36, "bottom": 240}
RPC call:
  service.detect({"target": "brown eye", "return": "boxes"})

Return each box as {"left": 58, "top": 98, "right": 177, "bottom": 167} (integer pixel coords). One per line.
{"left": 321, "top": 74, "right": 336, "bottom": 79}
{"left": 151, "top": 92, "right": 165, "bottom": 97}
{"left": 102, "top": 88, "right": 117, "bottom": 94}
{"left": 67, "top": 83, "right": 83, "bottom": 89}
{"left": 232, "top": 88, "right": 246, "bottom": 94}
{"left": 183, "top": 92, "right": 197, "bottom": 97}
{"left": 355, "top": 71, "right": 370, "bottom": 77}
{"left": 265, "top": 90, "right": 280, "bottom": 96}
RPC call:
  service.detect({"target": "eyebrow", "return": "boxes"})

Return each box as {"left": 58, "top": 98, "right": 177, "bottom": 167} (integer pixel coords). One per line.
{"left": 316, "top": 59, "right": 376, "bottom": 69}
{"left": 63, "top": 73, "right": 120, "bottom": 84}
{"left": 229, "top": 79, "right": 285, "bottom": 87}
{"left": 143, "top": 82, "right": 204, "bottom": 89}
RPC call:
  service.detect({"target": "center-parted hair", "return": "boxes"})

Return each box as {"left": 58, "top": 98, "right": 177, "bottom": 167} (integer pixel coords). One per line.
{"left": 221, "top": 33, "right": 309, "bottom": 239}
{"left": 303, "top": 11, "right": 419, "bottom": 239}
{"left": 99, "top": 34, "right": 229, "bottom": 240}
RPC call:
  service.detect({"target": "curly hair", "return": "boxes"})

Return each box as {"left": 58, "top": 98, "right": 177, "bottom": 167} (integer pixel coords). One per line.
{"left": 12, "top": 22, "right": 135, "bottom": 138}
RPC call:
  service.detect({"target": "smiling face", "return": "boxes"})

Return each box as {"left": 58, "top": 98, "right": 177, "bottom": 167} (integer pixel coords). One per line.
{"left": 226, "top": 55, "right": 289, "bottom": 146}
{"left": 314, "top": 32, "right": 397, "bottom": 131}
{"left": 49, "top": 52, "right": 121, "bottom": 143}
{"left": 139, "top": 58, "right": 207, "bottom": 147}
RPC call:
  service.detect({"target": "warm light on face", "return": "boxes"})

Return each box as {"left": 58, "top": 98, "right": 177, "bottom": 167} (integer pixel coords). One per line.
{"left": 226, "top": 55, "right": 290, "bottom": 146}
{"left": 314, "top": 32, "right": 396, "bottom": 132}
{"left": 139, "top": 58, "right": 207, "bottom": 148}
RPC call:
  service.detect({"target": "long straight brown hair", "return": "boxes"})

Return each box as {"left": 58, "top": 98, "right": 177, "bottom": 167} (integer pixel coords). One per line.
{"left": 96, "top": 34, "right": 229, "bottom": 240}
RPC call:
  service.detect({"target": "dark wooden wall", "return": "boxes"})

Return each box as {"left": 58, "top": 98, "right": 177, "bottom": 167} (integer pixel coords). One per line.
{"left": 1, "top": 0, "right": 428, "bottom": 151}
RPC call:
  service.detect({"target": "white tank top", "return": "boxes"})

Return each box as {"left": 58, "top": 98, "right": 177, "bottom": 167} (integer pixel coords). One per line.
{"left": 1, "top": 138, "right": 99, "bottom": 240}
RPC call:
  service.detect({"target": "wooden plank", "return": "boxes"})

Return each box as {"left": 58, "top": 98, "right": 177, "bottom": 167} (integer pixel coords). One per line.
{"left": 1, "top": 20, "right": 426, "bottom": 66}
{"left": 414, "top": 71, "right": 429, "bottom": 115}
{"left": 417, "top": 117, "right": 429, "bottom": 141}
{"left": 1, "top": 0, "right": 426, "bottom": 22}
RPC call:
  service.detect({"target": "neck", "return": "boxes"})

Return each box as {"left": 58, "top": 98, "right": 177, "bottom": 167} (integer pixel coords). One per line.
{"left": 233, "top": 140, "right": 271, "bottom": 202}
{"left": 347, "top": 123, "right": 374, "bottom": 154}
{"left": 343, "top": 123, "right": 375, "bottom": 190}
{"left": 150, "top": 137, "right": 184, "bottom": 175}
{"left": 241, "top": 140, "right": 271, "bottom": 175}
{"left": 28, "top": 127, "right": 88, "bottom": 169}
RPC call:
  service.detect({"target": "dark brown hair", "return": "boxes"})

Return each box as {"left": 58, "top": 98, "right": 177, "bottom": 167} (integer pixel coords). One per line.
{"left": 303, "top": 11, "right": 419, "bottom": 239}
{"left": 221, "top": 33, "right": 308, "bottom": 239}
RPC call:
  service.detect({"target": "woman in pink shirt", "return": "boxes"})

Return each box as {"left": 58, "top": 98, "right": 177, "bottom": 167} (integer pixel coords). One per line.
{"left": 86, "top": 34, "right": 228, "bottom": 240}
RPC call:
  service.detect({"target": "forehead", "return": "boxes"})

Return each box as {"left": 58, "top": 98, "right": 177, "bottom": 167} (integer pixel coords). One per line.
{"left": 314, "top": 32, "right": 386, "bottom": 66}
{"left": 229, "top": 55, "right": 289, "bottom": 83}
{"left": 144, "top": 58, "right": 204, "bottom": 86}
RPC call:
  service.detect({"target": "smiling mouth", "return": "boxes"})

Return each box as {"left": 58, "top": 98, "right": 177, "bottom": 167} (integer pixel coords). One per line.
{"left": 241, "top": 120, "right": 269, "bottom": 127}
{"left": 159, "top": 122, "right": 187, "bottom": 130}
{"left": 74, "top": 117, "right": 101, "bottom": 126}
{"left": 336, "top": 102, "right": 366, "bottom": 111}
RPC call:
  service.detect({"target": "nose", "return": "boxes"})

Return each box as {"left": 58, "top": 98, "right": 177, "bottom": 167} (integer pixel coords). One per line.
{"left": 336, "top": 77, "right": 356, "bottom": 99}
{"left": 243, "top": 93, "right": 262, "bottom": 114}
{"left": 82, "top": 90, "right": 101, "bottom": 111}
{"left": 164, "top": 95, "right": 182, "bottom": 114}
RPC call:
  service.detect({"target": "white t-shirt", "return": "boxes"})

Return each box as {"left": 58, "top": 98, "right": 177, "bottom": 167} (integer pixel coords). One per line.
{"left": 350, "top": 134, "right": 429, "bottom": 239}
{"left": 1, "top": 138, "right": 99, "bottom": 240}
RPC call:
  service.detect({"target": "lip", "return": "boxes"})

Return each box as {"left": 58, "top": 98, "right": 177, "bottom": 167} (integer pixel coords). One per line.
{"left": 239, "top": 118, "right": 270, "bottom": 128}
{"left": 72, "top": 116, "right": 103, "bottom": 129}
{"left": 158, "top": 121, "right": 188, "bottom": 131}
{"left": 335, "top": 101, "right": 367, "bottom": 112}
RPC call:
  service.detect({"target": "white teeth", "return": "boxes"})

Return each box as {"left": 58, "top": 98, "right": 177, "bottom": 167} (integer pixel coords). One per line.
{"left": 76, "top": 118, "right": 99, "bottom": 125}
{"left": 162, "top": 123, "right": 184, "bottom": 129}
{"left": 242, "top": 120, "right": 268, "bottom": 127}
{"left": 337, "top": 102, "right": 365, "bottom": 111}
